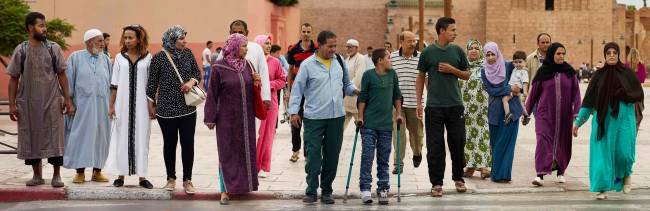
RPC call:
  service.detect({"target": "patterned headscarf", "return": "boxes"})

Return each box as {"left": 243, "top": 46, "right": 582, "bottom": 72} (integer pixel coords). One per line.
{"left": 483, "top": 42, "right": 506, "bottom": 84}
{"left": 223, "top": 33, "right": 248, "bottom": 72}
{"left": 162, "top": 25, "right": 186, "bottom": 58}
{"left": 466, "top": 39, "right": 484, "bottom": 68}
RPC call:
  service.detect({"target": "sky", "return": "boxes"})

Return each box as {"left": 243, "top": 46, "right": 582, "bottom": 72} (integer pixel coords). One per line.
{"left": 617, "top": 0, "right": 644, "bottom": 8}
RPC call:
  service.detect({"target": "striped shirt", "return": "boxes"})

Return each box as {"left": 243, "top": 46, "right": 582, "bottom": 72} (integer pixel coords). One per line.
{"left": 391, "top": 49, "right": 421, "bottom": 108}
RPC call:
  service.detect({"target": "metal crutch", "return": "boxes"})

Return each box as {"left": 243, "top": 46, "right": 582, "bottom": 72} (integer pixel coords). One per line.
{"left": 343, "top": 126, "right": 361, "bottom": 203}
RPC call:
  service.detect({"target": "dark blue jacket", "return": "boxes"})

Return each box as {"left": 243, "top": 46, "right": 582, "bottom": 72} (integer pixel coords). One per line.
{"left": 481, "top": 61, "right": 524, "bottom": 126}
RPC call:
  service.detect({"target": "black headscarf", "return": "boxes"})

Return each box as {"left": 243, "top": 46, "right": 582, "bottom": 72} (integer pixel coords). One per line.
{"left": 532, "top": 42, "right": 576, "bottom": 83}
{"left": 582, "top": 42, "right": 644, "bottom": 139}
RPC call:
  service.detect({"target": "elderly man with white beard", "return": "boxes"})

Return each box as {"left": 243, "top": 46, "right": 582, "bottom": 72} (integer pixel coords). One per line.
{"left": 63, "top": 29, "right": 113, "bottom": 184}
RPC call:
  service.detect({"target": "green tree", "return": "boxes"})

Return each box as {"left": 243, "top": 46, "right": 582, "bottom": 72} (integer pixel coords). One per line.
{"left": 0, "top": 0, "right": 75, "bottom": 68}
{"left": 0, "top": 0, "right": 30, "bottom": 67}
{"left": 46, "top": 18, "right": 75, "bottom": 51}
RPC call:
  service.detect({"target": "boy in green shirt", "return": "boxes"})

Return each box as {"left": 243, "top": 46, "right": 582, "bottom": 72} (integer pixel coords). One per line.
{"left": 356, "top": 49, "right": 403, "bottom": 205}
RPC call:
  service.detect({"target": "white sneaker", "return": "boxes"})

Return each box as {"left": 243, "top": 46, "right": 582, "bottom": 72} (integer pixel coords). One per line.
{"left": 595, "top": 192, "right": 608, "bottom": 200}
{"left": 557, "top": 175, "right": 566, "bottom": 183}
{"left": 361, "top": 191, "right": 372, "bottom": 204}
{"left": 532, "top": 177, "right": 544, "bottom": 186}
{"left": 258, "top": 171, "right": 269, "bottom": 178}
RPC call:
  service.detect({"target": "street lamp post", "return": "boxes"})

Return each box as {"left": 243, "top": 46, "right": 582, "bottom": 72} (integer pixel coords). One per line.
{"left": 419, "top": 0, "right": 424, "bottom": 50}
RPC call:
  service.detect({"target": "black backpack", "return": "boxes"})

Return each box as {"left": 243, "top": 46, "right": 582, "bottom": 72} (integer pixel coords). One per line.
{"left": 18, "top": 40, "right": 58, "bottom": 74}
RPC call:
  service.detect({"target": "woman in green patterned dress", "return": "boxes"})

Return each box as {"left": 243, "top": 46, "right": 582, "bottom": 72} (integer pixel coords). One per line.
{"left": 461, "top": 39, "right": 491, "bottom": 178}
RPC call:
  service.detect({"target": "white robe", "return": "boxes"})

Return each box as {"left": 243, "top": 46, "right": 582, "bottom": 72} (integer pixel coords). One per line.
{"left": 63, "top": 50, "right": 112, "bottom": 169}
{"left": 104, "top": 53, "right": 152, "bottom": 177}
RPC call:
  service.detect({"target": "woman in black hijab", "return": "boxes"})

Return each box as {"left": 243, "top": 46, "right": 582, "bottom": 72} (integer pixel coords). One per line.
{"left": 573, "top": 42, "right": 644, "bottom": 200}
{"left": 525, "top": 43, "right": 582, "bottom": 187}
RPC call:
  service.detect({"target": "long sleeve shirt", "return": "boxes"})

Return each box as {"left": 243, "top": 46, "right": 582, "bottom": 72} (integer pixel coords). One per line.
{"left": 220, "top": 41, "right": 270, "bottom": 101}
{"left": 288, "top": 54, "right": 357, "bottom": 120}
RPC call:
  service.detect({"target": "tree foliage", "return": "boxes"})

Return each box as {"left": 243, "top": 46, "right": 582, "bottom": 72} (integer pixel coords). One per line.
{"left": 0, "top": 0, "right": 75, "bottom": 67}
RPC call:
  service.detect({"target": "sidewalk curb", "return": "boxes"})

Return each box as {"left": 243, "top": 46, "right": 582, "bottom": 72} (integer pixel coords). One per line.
{"left": 2, "top": 186, "right": 650, "bottom": 202}
{"left": 0, "top": 187, "right": 66, "bottom": 202}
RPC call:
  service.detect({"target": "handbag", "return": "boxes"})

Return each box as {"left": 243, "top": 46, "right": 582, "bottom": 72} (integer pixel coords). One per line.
{"left": 247, "top": 60, "right": 267, "bottom": 120}
{"left": 163, "top": 50, "right": 206, "bottom": 106}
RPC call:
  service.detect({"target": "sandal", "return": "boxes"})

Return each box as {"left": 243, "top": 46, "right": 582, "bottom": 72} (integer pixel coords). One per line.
{"left": 113, "top": 178, "right": 124, "bottom": 187}
{"left": 480, "top": 168, "right": 491, "bottom": 179}
{"left": 431, "top": 185, "right": 443, "bottom": 197}
{"left": 220, "top": 193, "right": 231, "bottom": 205}
{"left": 463, "top": 168, "right": 476, "bottom": 177}
{"left": 289, "top": 154, "right": 299, "bottom": 162}
{"left": 455, "top": 181, "right": 467, "bottom": 193}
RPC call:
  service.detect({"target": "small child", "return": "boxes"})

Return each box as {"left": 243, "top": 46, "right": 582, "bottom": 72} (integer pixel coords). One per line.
{"left": 503, "top": 51, "right": 530, "bottom": 124}
{"left": 356, "top": 48, "right": 403, "bottom": 205}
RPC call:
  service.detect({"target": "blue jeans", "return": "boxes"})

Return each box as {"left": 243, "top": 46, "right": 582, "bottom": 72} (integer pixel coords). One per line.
{"left": 203, "top": 65, "right": 211, "bottom": 90}
{"left": 359, "top": 128, "right": 392, "bottom": 192}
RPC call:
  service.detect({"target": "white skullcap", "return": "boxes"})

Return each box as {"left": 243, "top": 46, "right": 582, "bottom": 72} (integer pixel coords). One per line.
{"left": 84, "top": 29, "right": 103, "bottom": 42}
{"left": 346, "top": 39, "right": 359, "bottom": 47}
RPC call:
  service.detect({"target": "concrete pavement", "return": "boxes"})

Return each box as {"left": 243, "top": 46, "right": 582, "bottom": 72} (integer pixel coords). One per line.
{"left": 0, "top": 85, "right": 648, "bottom": 201}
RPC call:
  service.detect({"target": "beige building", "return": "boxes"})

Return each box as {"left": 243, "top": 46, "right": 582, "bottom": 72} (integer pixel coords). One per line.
{"left": 301, "top": 0, "right": 650, "bottom": 69}
{"left": 0, "top": 0, "right": 301, "bottom": 99}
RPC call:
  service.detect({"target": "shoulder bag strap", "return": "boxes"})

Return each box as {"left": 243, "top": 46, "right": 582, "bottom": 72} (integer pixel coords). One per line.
{"left": 163, "top": 50, "right": 185, "bottom": 85}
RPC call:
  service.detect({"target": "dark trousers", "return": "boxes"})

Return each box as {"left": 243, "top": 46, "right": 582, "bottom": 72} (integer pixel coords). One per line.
{"left": 25, "top": 157, "right": 63, "bottom": 166}
{"left": 425, "top": 106, "right": 466, "bottom": 186}
{"left": 157, "top": 113, "right": 197, "bottom": 181}
{"left": 304, "top": 116, "right": 345, "bottom": 196}
{"left": 291, "top": 98, "right": 306, "bottom": 156}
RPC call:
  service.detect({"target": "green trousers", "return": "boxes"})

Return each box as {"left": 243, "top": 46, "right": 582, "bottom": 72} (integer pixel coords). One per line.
{"left": 303, "top": 116, "right": 345, "bottom": 196}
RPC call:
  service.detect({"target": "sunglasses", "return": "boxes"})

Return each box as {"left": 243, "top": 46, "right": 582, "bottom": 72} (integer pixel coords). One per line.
{"left": 123, "top": 24, "right": 142, "bottom": 30}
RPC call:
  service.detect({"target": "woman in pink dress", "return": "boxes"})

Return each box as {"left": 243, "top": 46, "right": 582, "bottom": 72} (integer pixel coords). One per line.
{"left": 254, "top": 35, "right": 286, "bottom": 178}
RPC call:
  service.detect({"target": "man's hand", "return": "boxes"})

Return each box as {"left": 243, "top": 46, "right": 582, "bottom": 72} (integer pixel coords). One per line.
{"left": 9, "top": 104, "right": 18, "bottom": 121}
{"left": 291, "top": 114, "right": 302, "bottom": 128}
{"left": 353, "top": 89, "right": 360, "bottom": 96}
{"left": 63, "top": 99, "right": 76, "bottom": 116}
{"left": 356, "top": 117, "right": 364, "bottom": 128}
{"left": 572, "top": 125, "right": 579, "bottom": 137}
{"left": 205, "top": 122, "right": 216, "bottom": 130}
{"left": 416, "top": 104, "right": 424, "bottom": 120}
{"left": 264, "top": 100, "right": 271, "bottom": 111}
{"left": 284, "top": 91, "right": 290, "bottom": 105}
{"left": 439, "top": 62, "right": 456, "bottom": 74}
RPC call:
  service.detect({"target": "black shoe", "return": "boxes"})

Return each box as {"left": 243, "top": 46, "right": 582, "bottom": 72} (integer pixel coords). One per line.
{"left": 113, "top": 179, "right": 124, "bottom": 187}
{"left": 139, "top": 180, "right": 154, "bottom": 189}
{"left": 392, "top": 167, "right": 403, "bottom": 175}
{"left": 413, "top": 155, "right": 422, "bottom": 168}
{"left": 320, "top": 194, "right": 335, "bottom": 204}
{"left": 302, "top": 194, "right": 317, "bottom": 203}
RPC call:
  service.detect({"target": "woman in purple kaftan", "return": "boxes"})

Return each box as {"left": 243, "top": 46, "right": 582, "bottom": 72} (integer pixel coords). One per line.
{"left": 204, "top": 34, "right": 259, "bottom": 205}
{"left": 525, "top": 43, "right": 581, "bottom": 186}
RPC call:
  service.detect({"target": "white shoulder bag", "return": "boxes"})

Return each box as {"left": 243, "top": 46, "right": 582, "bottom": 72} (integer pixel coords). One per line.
{"left": 163, "top": 50, "right": 206, "bottom": 106}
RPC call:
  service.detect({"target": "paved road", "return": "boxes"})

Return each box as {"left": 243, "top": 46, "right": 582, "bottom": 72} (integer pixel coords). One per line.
{"left": 3, "top": 190, "right": 650, "bottom": 210}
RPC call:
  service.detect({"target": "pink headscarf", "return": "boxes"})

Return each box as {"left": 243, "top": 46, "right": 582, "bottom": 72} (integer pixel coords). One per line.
{"left": 223, "top": 33, "right": 248, "bottom": 72}
{"left": 254, "top": 34, "right": 272, "bottom": 49}
{"left": 483, "top": 42, "right": 506, "bottom": 84}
